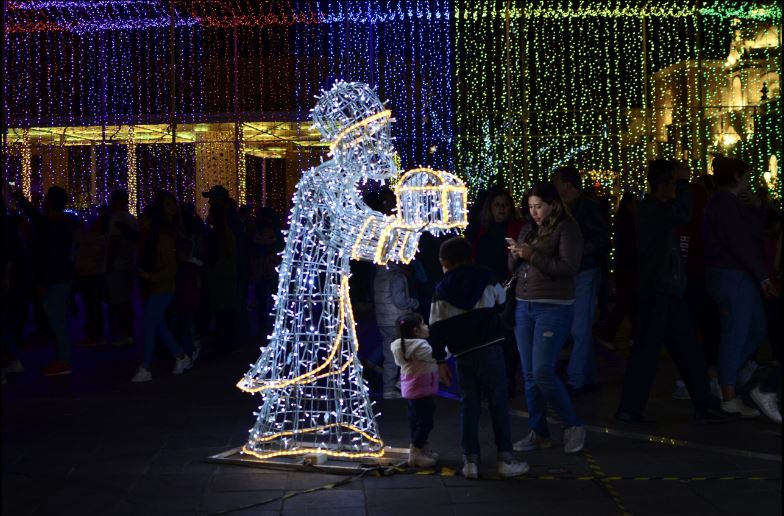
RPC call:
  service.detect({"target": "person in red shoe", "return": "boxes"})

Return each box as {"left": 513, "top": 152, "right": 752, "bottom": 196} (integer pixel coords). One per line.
{"left": 15, "top": 186, "right": 78, "bottom": 376}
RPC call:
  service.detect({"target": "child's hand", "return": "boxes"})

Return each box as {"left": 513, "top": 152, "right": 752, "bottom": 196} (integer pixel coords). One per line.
{"left": 438, "top": 363, "right": 452, "bottom": 387}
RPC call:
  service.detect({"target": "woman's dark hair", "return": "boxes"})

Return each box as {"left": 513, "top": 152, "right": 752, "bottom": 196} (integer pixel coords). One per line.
{"left": 139, "top": 190, "right": 178, "bottom": 272}
{"left": 479, "top": 188, "right": 520, "bottom": 227}
{"left": 711, "top": 155, "right": 750, "bottom": 188}
{"left": 527, "top": 181, "right": 568, "bottom": 242}
{"left": 397, "top": 312, "right": 424, "bottom": 361}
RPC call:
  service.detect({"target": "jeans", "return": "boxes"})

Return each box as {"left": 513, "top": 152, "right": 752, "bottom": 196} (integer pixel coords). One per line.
{"left": 619, "top": 291, "right": 716, "bottom": 414}
{"left": 44, "top": 281, "right": 73, "bottom": 363}
{"left": 378, "top": 325, "right": 400, "bottom": 393}
{"left": 706, "top": 268, "right": 766, "bottom": 387}
{"left": 515, "top": 301, "right": 580, "bottom": 437}
{"left": 407, "top": 396, "right": 436, "bottom": 448}
{"left": 456, "top": 344, "right": 513, "bottom": 457}
{"left": 142, "top": 293, "right": 182, "bottom": 368}
{"left": 567, "top": 268, "right": 600, "bottom": 388}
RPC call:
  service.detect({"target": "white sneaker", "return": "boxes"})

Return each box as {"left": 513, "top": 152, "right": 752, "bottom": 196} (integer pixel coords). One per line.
{"left": 563, "top": 426, "right": 586, "bottom": 454}
{"left": 721, "top": 397, "right": 760, "bottom": 419}
{"left": 131, "top": 367, "right": 152, "bottom": 383}
{"left": 750, "top": 386, "right": 782, "bottom": 424}
{"left": 462, "top": 462, "right": 479, "bottom": 479}
{"left": 4, "top": 360, "right": 24, "bottom": 374}
{"left": 173, "top": 355, "right": 192, "bottom": 375}
{"left": 497, "top": 458, "right": 530, "bottom": 478}
{"left": 513, "top": 430, "right": 552, "bottom": 452}
{"left": 671, "top": 379, "right": 691, "bottom": 400}
{"left": 422, "top": 443, "right": 439, "bottom": 461}
{"left": 408, "top": 445, "right": 437, "bottom": 467}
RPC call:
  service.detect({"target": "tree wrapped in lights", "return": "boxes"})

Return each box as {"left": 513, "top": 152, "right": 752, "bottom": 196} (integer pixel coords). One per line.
{"left": 236, "top": 81, "right": 467, "bottom": 460}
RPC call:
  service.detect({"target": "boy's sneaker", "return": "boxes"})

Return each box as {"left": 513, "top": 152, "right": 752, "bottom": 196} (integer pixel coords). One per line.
{"left": 750, "top": 386, "right": 782, "bottom": 424}
{"left": 4, "top": 360, "right": 24, "bottom": 374}
{"left": 173, "top": 355, "right": 192, "bottom": 375}
{"left": 513, "top": 430, "right": 552, "bottom": 452}
{"left": 721, "top": 397, "right": 760, "bottom": 418}
{"left": 43, "top": 361, "right": 72, "bottom": 376}
{"left": 131, "top": 367, "right": 152, "bottom": 383}
{"left": 497, "top": 458, "right": 530, "bottom": 478}
{"left": 563, "top": 426, "right": 586, "bottom": 454}
{"left": 461, "top": 462, "right": 479, "bottom": 479}
{"left": 671, "top": 379, "right": 690, "bottom": 400}
{"left": 408, "top": 445, "right": 437, "bottom": 468}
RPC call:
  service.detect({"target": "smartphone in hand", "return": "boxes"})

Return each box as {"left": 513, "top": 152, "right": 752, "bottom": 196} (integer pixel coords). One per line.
{"left": 505, "top": 238, "right": 517, "bottom": 247}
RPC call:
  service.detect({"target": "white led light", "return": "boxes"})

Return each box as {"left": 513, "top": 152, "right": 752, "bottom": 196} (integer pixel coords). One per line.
{"left": 237, "top": 81, "right": 467, "bottom": 460}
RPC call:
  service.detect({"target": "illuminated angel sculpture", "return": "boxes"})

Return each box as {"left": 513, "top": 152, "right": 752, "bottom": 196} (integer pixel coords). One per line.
{"left": 237, "top": 81, "right": 467, "bottom": 460}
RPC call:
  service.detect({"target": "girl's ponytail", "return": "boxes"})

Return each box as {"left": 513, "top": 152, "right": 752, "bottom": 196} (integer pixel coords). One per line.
{"left": 397, "top": 312, "right": 424, "bottom": 362}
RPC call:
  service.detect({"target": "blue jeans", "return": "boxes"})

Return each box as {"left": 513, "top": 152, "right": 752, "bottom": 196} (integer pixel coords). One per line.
{"left": 456, "top": 344, "right": 513, "bottom": 457}
{"left": 706, "top": 268, "right": 766, "bottom": 387}
{"left": 567, "top": 268, "right": 600, "bottom": 388}
{"left": 515, "top": 301, "right": 581, "bottom": 437}
{"left": 407, "top": 396, "right": 435, "bottom": 448}
{"left": 142, "top": 293, "right": 182, "bottom": 368}
{"left": 44, "top": 281, "right": 73, "bottom": 363}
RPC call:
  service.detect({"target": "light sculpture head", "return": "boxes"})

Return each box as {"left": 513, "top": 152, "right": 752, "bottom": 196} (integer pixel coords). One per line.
{"left": 312, "top": 81, "right": 396, "bottom": 181}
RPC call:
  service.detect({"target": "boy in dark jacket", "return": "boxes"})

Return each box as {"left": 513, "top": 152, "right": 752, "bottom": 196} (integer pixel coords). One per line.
{"left": 616, "top": 160, "right": 734, "bottom": 425}
{"left": 429, "top": 237, "right": 529, "bottom": 479}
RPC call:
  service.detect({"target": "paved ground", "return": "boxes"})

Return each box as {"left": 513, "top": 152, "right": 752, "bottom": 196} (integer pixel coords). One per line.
{"left": 2, "top": 320, "right": 781, "bottom": 516}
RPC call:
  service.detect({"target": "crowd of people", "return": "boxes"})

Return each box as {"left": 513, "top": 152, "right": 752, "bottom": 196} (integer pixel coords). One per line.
{"left": 1, "top": 183, "right": 284, "bottom": 383}
{"left": 2, "top": 154, "right": 781, "bottom": 478}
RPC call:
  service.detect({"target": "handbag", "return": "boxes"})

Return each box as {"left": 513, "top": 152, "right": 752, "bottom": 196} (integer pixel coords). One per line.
{"left": 500, "top": 274, "right": 518, "bottom": 331}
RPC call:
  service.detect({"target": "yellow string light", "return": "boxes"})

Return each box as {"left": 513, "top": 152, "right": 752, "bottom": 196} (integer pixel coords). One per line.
{"left": 329, "top": 110, "right": 392, "bottom": 153}
{"left": 127, "top": 126, "right": 137, "bottom": 216}
{"left": 21, "top": 128, "right": 31, "bottom": 201}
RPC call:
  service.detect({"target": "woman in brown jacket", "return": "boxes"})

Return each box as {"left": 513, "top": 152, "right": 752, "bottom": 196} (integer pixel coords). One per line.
{"left": 508, "top": 181, "right": 586, "bottom": 454}
{"left": 131, "top": 191, "right": 190, "bottom": 382}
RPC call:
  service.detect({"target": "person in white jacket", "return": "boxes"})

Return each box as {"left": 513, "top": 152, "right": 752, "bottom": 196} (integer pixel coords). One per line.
{"left": 391, "top": 312, "right": 439, "bottom": 467}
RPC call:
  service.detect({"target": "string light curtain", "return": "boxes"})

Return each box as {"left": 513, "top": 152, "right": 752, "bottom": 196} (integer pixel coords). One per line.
{"left": 454, "top": 0, "right": 781, "bottom": 200}
{"left": 3, "top": 0, "right": 781, "bottom": 206}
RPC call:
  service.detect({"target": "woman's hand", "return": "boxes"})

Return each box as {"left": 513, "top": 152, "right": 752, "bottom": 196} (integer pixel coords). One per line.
{"left": 510, "top": 243, "right": 534, "bottom": 260}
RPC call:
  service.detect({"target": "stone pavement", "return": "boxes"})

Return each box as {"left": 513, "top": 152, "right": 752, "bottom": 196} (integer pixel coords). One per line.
{"left": 2, "top": 337, "right": 781, "bottom": 516}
